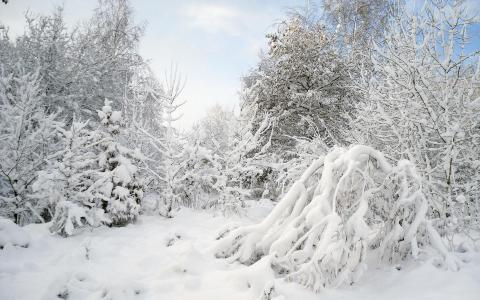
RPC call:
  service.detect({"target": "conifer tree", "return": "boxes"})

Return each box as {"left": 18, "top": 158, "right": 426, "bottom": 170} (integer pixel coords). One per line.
{"left": 96, "top": 99, "right": 144, "bottom": 226}
{"left": 33, "top": 120, "right": 106, "bottom": 236}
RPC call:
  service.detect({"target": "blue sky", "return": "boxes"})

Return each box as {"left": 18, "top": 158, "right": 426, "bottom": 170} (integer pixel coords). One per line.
{"left": 0, "top": 0, "right": 479, "bottom": 129}
{"left": 0, "top": 0, "right": 306, "bottom": 128}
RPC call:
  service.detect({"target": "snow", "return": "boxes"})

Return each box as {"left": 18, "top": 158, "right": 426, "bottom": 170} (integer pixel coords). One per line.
{"left": 114, "top": 186, "right": 131, "bottom": 199}
{"left": 110, "top": 111, "right": 122, "bottom": 123}
{"left": 0, "top": 218, "right": 30, "bottom": 249}
{"left": 114, "top": 164, "right": 133, "bottom": 184}
{"left": 1, "top": 201, "right": 479, "bottom": 300}
{"left": 215, "top": 145, "right": 464, "bottom": 291}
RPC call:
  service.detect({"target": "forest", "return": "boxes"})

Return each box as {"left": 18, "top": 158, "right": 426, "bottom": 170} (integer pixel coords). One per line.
{"left": 0, "top": 0, "right": 479, "bottom": 299}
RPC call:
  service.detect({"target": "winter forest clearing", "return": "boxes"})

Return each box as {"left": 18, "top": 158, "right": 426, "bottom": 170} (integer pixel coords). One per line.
{"left": 0, "top": 0, "right": 479, "bottom": 299}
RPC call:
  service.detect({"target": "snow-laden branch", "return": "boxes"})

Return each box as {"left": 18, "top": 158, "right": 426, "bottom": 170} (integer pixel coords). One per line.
{"left": 215, "top": 145, "right": 460, "bottom": 292}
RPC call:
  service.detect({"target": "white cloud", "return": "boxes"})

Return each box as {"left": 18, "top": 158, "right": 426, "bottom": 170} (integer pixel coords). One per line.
{"left": 183, "top": 3, "right": 242, "bottom": 35}
{"left": 181, "top": 2, "right": 280, "bottom": 39}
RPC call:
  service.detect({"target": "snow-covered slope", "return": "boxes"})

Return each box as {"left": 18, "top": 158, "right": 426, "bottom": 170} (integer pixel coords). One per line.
{"left": 1, "top": 202, "right": 479, "bottom": 300}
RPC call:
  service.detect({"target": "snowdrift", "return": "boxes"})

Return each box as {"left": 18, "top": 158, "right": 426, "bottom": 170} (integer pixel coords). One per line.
{"left": 215, "top": 145, "right": 460, "bottom": 292}
{"left": 0, "top": 218, "right": 30, "bottom": 249}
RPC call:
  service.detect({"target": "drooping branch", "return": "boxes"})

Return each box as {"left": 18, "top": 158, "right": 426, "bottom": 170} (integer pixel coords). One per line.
{"left": 215, "top": 145, "right": 460, "bottom": 292}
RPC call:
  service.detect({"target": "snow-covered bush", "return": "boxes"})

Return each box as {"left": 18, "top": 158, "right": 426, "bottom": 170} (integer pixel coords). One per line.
{"left": 96, "top": 99, "right": 144, "bottom": 226}
{"left": 216, "top": 145, "right": 460, "bottom": 292}
{"left": 33, "top": 120, "right": 106, "bottom": 236}
{"left": 175, "top": 142, "right": 223, "bottom": 209}
{"left": 49, "top": 201, "right": 102, "bottom": 237}
{"left": 0, "top": 68, "right": 62, "bottom": 225}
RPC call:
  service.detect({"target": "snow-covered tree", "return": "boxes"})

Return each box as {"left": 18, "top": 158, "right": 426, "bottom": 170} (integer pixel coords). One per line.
{"left": 178, "top": 106, "right": 276, "bottom": 212}
{"left": 32, "top": 119, "right": 106, "bottom": 236}
{"left": 355, "top": 0, "right": 480, "bottom": 235}
{"left": 194, "top": 104, "right": 235, "bottom": 156}
{"left": 227, "top": 113, "right": 277, "bottom": 200}
{"left": 96, "top": 99, "right": 144, "bottom": 226}
{"left": 14, "top": 7, "right": 73, "bottom": 116}
{"left": 0, "top": 27, "right": 15, "bottom": 70}
{"left": 122, "top": 66, "right": 165, "bottom": 193}
{"left": 0, "top": 68, "right": 62, "bottom": 225}
{"left": 241, "top": 14, "right": 356, "bottom": 155}
{"left": 216, "top": 145, "right": 460, "bottom": 292}
{"left": 175, "top": 142, "right": 223, "bottom": 209}
{"left": 150, "top": 65, "right": 186, "bottom": 217}
{"left": 73, "top": 0, "right": 143, "bottom": 120}
{"left": 0, "top": 0, "right": 157, "bottom": 227}
{"left": 322, "top": 0, "right": 399, "bottom": 52}
{"left": 192, "top": 106, "right": 250, "bottom": 212}
{"left": 2, "top": 0, "right": 144, "bottom": 122}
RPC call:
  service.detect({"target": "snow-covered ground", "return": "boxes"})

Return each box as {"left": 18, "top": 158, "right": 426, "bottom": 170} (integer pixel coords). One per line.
{"left": 1, "top": 201, "right": 479, "bottom": 300}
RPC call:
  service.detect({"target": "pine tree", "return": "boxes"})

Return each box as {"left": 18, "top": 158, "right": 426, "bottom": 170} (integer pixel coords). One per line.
{"left": 33, "top": 119, "right": 106, "bottom": 236}
{"left": 96, "top": 99, "right": 144, "bottom": 226}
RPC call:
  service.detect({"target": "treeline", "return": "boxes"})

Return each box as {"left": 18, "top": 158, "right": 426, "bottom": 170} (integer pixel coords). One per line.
{"left": 0, "top": 0, "right": 479, "bottom": 243}
{"left": 0, "top": 0, "right": 165, "bottom": 233}
{"left": 195, "top": 0, "right": 479, "bottom": 240}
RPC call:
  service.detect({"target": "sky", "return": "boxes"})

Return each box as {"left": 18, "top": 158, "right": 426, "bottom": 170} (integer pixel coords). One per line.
{"left": 0, "top": 0, "right": 306, "bottom": 129}
{"left": 0, "top": 0, "right": 479, "bottom": 129}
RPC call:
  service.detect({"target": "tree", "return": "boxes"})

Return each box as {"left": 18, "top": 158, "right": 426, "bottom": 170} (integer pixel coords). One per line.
{"left": 194, "top": 104, "right": 234, "bottom": 156}
{"left": 15, "top": 7, "right": 73, "bottom": 116}
{"left": 174, "top": 142, "right": 223, "bottom": 209}
{"left": 192, "top": 107, "right": 277, "bottom": 208}
{"left": 72, "top": 0, "right": 144, "bottom": 120}
{"left": 0, "top": 27, "right": 15, "bottom": 68}
{"left": 0, "top": 68, "right": 62, "bottom": 225}
{"left": 355, "top": 0, "right": 480, "bottom": 235}
{"left": 96, "top": 99, "right": 144, "bottom": 226}
{"left": 33, "top": 120, "right": 106, "bottom": 236}
{"left": 122, "top": 65, "right": 166, "bottom": 193}
{"left": 153, "top": 65, "right": 186, "bottom": 217}
{"left": 4, "top": 0, "right": 144, "bottom": 122}
{"left": 322, "top": 0, "right": 399, "bottom": 52}
{"left": 241, "top": 14, "right": 356, "bottom": 157}
{"left": 127, "top": 66, "right": 185, "bottom": 217}
{"left": 192, "top": 106, "right": 252, "bottom": 212}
